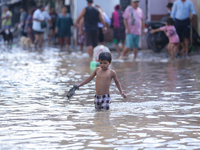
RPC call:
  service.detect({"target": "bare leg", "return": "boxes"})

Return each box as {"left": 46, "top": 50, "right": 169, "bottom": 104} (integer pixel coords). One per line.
{"left": 171, "top": 44, "right": 176, "bottom": 60}
{"left": 34, "top": 34, "right": 39, "bottom": 45}
{"left": 121, "top": 47, "right": 129, "bottom": 57}
{"left": 60, "top": 45, "right": 63, "bottom": 51}
{"left": 80, "top": 45, "right": 83, "bottom": 52}
{"left": 115, "top": 44, "right": 121, "bottom": 56}
{"left": 48, "top": 32, "right": 51, "bottom": 46}
{"left": 39, "top": 34, "right": 43, "bottom": 49}
{"left": 121, "top": 41, "right": 125, "bottom": 50}
{"left": 65, "top": 44, "right": 69, "bottom": 52}
{"left": 58, "top": 38, "right": 63, "bottom": 51}
{"left": 167, "top": 43, "right": 173, "bottom": 60}
{"left": 133, "top": 47, "right": 138, "bottom": 61}
{"left": 168, "top": 43, "right": 177, "bottom": 60}
{"left": 173, "top": 44, "right": 179, "bottom": 60}
{"left": 34, "top": 34, "right": 39, "bottom": 49}
{"left": 87, "top": 46, "right": 93, "bottom": 57}
{"left": 180, "top": 42, "right": 185, "bottom": 55}
{"left": 50, "top": 29, "right": 53, "bottom": 45}
{"left": 184, "top": 38, "right": 189, "bottom": 56}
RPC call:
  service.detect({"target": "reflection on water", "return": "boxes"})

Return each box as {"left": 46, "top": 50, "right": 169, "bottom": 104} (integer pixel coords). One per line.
{"left": 0, "top": 46, "right": 200, "bottom": 149}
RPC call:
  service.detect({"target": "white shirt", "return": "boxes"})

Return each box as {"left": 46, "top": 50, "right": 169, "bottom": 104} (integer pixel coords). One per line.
{"left": 42, "top": 11, "right": 51, "bottom": 27}
{"left": 33, "top": 9, "right": 45, "bottom": 32}
{"left": 98, "top": 12, "right": 111, "bottom": 28}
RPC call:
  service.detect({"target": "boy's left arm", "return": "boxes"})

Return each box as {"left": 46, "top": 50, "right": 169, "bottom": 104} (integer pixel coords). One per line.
{"left": 113, "top": 71, "right": 127, "bottom": 98}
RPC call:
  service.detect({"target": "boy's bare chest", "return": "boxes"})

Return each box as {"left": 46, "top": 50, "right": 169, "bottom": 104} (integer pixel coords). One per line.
{"left": 96, "top": 72, "right": 112, "bottom": 81}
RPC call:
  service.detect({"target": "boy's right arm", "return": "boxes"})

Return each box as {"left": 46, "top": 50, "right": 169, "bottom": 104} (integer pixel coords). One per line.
{"left": 78, "top": 68, "right": 98, "bottom": 88}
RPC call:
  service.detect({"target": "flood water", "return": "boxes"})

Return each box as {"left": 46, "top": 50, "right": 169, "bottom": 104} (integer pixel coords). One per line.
{"left": 1, "top": 45, "right": 200, "bottom": 149}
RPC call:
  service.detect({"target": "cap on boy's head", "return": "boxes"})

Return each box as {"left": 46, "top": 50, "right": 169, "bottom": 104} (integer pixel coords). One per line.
{"left": 99, "top": 52, "right": 112, "bottom": 63}
{"left": 87, "top": 0, "right": 93, "bottom": 4}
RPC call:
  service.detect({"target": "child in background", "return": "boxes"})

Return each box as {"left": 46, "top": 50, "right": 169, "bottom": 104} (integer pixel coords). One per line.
{"left": 150, "top": 17, "right": 179, "bottom": 60}
{"left": 76, "top": 52, "right": 127, "bottom": 110}
{"left": 77, "top": 18, "right": 85, "bottom": 52}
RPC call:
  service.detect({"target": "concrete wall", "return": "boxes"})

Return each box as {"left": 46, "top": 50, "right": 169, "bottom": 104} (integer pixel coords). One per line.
{"left": 148, "top": 0, "right": 168, "bottom": 15}
{"left": 74, "top": 0, "right": 120, "bottom": 20}
{"left": 198, "top": 0, "right": 200, "bottom": 34}
{"left": 139, "top": 0, "right": 147, "bottom": 19}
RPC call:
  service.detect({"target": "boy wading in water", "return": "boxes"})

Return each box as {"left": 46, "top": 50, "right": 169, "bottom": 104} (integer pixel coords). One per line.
{"left": 77, "top": 52, "right": 127, "bottom": 110}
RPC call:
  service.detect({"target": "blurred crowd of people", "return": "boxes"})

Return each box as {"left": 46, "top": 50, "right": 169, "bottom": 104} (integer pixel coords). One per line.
{"left": 1, "top": 4, "right": 73, "bottom": 50}
{"left": 0, "top": 0, "right": 197, "bottom": 60}
{"left": 74, "top": 0, "right": 145, "bottom": 59}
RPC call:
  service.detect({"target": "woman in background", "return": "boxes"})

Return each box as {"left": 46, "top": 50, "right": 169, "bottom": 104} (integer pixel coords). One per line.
{"left": 111, "top": 5, "right": 125, "bottom": 56}
{"left": 55, "top": 6, "right": 73, "bottom": 52}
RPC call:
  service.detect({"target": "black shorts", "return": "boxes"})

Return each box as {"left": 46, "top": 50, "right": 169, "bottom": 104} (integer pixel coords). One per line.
{"left": 33, "top": 30, "right": 44, "bottom": 35}
{"left": 85, "top": 31, "right": 98, "bottom": 47}
{"left": 98, "top": 28, "right": 104, "bottom": 43}
{"left": 175, "top": 18, "right": 190, "bottom": 42}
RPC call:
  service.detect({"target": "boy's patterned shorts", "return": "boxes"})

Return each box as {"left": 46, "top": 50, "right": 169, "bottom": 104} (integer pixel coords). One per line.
{"left": 94, "top": 94, "right": 111, "bottom": 110}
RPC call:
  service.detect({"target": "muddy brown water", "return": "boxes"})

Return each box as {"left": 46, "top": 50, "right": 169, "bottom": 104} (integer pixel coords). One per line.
{"left": 0, "top": 47, "right": 200, "bottom": 149}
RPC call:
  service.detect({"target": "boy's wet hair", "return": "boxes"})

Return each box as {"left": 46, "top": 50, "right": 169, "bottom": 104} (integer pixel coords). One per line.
{"left": 165, "top": 17, "right": 175, "bottom": 26}
{"left": 99, "top": 52, "right": 112, "bottom": 63}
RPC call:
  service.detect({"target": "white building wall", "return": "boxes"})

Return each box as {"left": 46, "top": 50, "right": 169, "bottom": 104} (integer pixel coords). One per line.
{"left": 198, "top": 0, "right": 200, "bottom": 34}
{"left": 148, "top": 0, "right": 168, "bottom": 15}
{"left": 139, "top": 0, "right": 147, "bottom": 19}
{"left": 75, "top": 0, "right": 120, "bottom": 21}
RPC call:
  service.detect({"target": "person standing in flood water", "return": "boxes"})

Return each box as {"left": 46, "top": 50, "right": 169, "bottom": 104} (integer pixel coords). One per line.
{"left": 19, "top": 7, "right": 27, "bottom": 36}
{"left": 74, "top": 0, "right": 107, "bottom": 57}
{"left": 171, "top": 0, "right": 196, "bottom": 57}
{"left": 32, "top": 5, "right": 45, "bottom": 50}
{"left": 1, "top": 6, "right": 13, "bottom": 42}
{"left": 55, "top": 6, "right": 73, "bottom": 52}
{"left": 76, "top": 52, "right": 127, "bottom": 110}
{"left": 111, "top": 5, "right": 126, "bottom": 56}
{"left": 120, "top": 0, "right": 145, "bottom": 61}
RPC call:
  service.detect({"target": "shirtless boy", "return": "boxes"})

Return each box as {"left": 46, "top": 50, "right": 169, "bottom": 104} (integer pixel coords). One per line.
{"left": 77, "top": 52, "right": 127, "bottom": 110}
